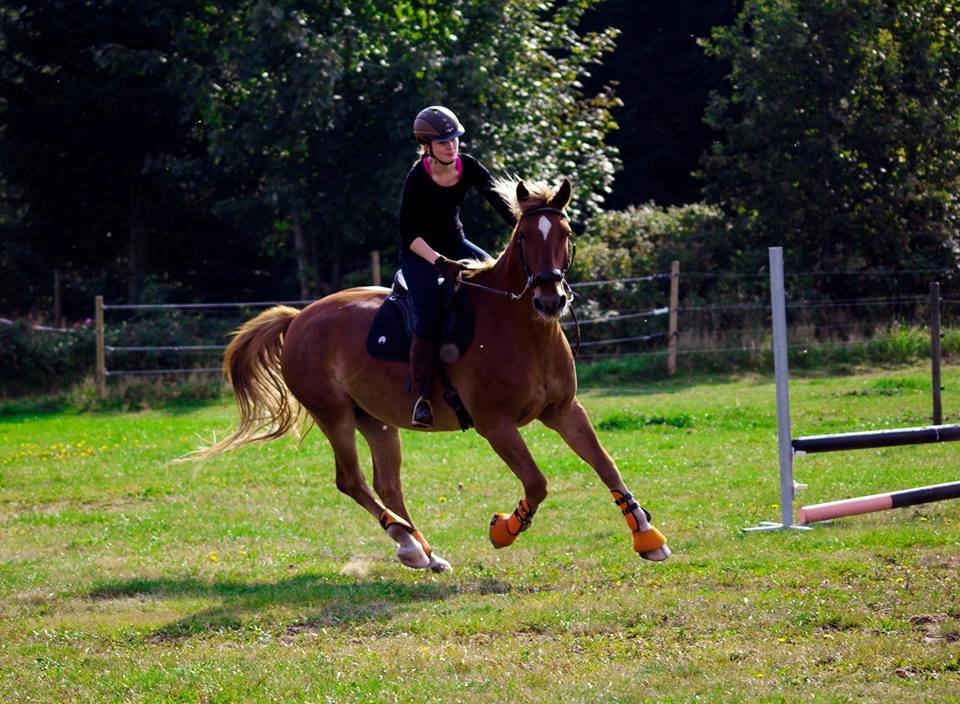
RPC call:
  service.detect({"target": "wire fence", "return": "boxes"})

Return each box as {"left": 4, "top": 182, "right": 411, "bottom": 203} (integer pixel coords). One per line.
{"left": 9, "top": 263, "right": 953, "bottom": 388}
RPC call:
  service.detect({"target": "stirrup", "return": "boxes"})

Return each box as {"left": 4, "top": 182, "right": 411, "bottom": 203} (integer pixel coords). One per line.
{"left": 412, "top": 396, "right": 434, "bottom": 427}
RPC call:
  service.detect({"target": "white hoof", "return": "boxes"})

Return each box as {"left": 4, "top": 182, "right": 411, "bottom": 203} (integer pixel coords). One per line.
{"left": 426, "top": 553, "right": 452, "bottom": 573}
{"left": 396, "top": 540, "right": 430, "bottom": 569}
{"left": 641, "top": 544, "right": 672, "bottom": 562}
{"left": 387, "top": 525, "right": 430, "bottom": 569}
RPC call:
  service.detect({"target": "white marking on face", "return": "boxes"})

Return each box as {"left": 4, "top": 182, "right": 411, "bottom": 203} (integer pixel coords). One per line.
{"left": 538, "top": 215, "right": 551, "bottom": 241}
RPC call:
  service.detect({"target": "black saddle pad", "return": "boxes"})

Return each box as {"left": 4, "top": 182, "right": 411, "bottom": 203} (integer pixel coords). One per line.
{"left": 366, "top": 286, "right": 475, "bottom": 363}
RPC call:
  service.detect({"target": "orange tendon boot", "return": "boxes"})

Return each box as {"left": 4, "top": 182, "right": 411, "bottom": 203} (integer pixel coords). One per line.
{"left": 489, "top": 498, "right": 535, "bottom": 548}
{"left": 611, "top": 490, "right": 667, "bottom": 555}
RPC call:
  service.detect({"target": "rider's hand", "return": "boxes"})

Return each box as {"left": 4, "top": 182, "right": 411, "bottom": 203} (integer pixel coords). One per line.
{"left": 434, "top": 255, "right": 466, "bottom": 282}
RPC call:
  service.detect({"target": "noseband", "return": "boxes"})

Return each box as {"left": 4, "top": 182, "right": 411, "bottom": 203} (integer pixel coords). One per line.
{"left": 516, "top": 206, "right": 576, "bottom": 289}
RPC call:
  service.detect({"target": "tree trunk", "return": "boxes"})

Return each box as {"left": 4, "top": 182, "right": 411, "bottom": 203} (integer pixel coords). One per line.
{"left": 127, "top": 180, "right": 148, "bottom": 302}
{"left": 331, "top": 236, "right": 342, "bottom": 291}
{"left": 291, "top": 207, "right": 311, "bottom": 299}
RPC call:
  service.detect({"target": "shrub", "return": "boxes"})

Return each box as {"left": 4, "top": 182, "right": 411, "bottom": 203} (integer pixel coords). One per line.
{"left": 578, "top": 202, "right": 733, "bottom": 283}
{"left": 0, "top": 321, "right": 95, "bottom": 397}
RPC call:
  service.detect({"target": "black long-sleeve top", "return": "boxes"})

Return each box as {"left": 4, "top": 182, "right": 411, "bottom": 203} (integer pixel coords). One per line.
{"left": 398, "top": 153, "right": 517, "bottom": 256}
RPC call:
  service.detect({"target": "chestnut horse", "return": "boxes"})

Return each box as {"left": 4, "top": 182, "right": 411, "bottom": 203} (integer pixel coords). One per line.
{"left": 195, "top": 178, "right": 670, "bottom": 571}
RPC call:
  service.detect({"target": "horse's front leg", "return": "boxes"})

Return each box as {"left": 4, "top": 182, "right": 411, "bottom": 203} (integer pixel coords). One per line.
{"left": 539, "top": 400, "right": 670, "bottom": 561}
{"left": 474, "top": 420, "right": 548, "bottom": 548}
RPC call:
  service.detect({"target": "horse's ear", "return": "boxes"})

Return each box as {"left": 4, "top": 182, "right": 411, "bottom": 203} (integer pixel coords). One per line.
{"left": 516, "top": 180, "right": 530, "bottom": 202}
{"left": 549, "top": 178, "right": 572, "bottom": 210}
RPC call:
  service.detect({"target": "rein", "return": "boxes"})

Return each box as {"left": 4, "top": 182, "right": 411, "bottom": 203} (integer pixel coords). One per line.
{"left": 457, "top": 205, "right": 581, "bottom": 355}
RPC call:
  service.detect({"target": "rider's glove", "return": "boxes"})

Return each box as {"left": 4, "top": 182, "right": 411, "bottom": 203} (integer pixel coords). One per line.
{"left": 434, "top": 255, "right": 466, "bottom": 282}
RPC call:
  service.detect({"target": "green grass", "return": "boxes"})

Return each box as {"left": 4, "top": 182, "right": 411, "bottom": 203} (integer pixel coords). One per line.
{"left": 2, "top": 364, "right": 960, "bottom": 702}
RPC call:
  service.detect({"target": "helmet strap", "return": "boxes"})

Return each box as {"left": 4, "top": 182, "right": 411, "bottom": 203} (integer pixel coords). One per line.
{"left": 428, "top": 144, "right": 456, "bottom": 167}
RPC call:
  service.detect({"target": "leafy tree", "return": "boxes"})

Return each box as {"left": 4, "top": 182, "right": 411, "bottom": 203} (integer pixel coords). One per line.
{"left": 702, "top": 0, "right": 960, "bottom": 287}
{"left": 448, "top": 1, "right": 621, "bottom": 219}
{"left": 0, "top": 1, "right": 207, "bottom": 311}
{"left": 1, "top": 0, "right": 622, "bottom": 312}
{"left": 183, "top": 0, "right": 622, "bottom": 293}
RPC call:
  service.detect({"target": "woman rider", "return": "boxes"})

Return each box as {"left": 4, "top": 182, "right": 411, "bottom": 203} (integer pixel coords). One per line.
{"left": 399, "top": 105, "right": 517, "bottom": 428}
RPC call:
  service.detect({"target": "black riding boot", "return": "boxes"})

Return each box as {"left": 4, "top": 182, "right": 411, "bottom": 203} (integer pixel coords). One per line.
{"left": 410, "top": 335, "right": 436, "bottom": 427}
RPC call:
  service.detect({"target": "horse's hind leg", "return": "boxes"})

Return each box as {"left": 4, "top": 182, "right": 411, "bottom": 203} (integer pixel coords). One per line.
{"left": 539, "top": 400, "right": 670, "bottom": 562}
{"left": 313, "top": 411, "right": 429, "bottom": 570}
{"left": 355, "top": 412, "right": 451, "bottom": 572}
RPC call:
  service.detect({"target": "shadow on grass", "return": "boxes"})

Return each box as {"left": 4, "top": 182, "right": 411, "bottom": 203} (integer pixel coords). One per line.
{"left": 87, "top": 572, "right": 450, "bottom": 641}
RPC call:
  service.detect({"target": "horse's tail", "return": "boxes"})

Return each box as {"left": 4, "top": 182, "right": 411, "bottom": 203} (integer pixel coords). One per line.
{"left": 185, "top": 305, "right": 302, "bottom": 461}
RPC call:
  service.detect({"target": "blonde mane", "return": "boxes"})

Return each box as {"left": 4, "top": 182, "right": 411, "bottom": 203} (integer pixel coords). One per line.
{"left": 460, "top": 178, "right": 562, "bottom": 276}
{"left": 491, "top": 177, "right": 557, "bottom": 219}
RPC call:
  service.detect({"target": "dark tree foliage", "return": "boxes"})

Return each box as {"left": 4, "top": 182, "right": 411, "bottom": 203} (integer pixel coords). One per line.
{"left": 580, "top": 0, "right": 740, "bottom": 207}
{"left": 0, "top": 0, "right": 622, "bottom": 317}
{"left": 0, "top": 1, "right": 215, "bottom": 315}
{"left": 702, "top": 0, "right": 960, "bottom": 292}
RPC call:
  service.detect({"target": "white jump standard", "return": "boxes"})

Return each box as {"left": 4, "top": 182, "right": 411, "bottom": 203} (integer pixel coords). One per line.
{"left": 746, "top": 247, "right": 960, "bottom": 531}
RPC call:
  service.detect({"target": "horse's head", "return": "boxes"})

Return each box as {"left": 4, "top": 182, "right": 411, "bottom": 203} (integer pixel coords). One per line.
{"left": 513, "top": 178, "right": 574, "bottom": 320}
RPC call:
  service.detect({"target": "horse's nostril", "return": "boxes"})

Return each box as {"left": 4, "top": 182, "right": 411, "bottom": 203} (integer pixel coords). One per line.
{"left": 533, "top": 296, "right": 565, "bottom": 318}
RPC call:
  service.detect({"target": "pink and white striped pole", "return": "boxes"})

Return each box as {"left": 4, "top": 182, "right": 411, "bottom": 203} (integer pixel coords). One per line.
{"left": 798, "top": 481, "right": 960, "bottom": 524}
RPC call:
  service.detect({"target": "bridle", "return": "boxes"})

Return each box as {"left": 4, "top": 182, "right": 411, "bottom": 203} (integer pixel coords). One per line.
{"left": 458, "top": 205, "right": 581, "bottom": 354}
{"left": 460, "top": 206, "right": 576, "bottom": 301}
{"left": 515, "top": 207, "right": 577, "bottom": 290}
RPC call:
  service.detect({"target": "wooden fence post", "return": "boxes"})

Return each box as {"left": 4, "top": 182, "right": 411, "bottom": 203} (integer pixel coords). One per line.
{"left": 667, "top": 260, "right": 680, "bottom": 375}
{"left": 95, "top": 295, "right": 106, "bottom": 398}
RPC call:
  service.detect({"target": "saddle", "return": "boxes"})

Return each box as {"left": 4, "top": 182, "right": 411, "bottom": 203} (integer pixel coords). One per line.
{"left": 365, "top": 271, "right": 475, "bottom": 429}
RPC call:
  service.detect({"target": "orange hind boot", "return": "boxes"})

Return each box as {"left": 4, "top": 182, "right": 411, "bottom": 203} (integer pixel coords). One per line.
{"left": 489, "top": 498, "right": 535, "bottom": 548}
{"left": 611, "top": 490, "right": 667, "bottom": 555}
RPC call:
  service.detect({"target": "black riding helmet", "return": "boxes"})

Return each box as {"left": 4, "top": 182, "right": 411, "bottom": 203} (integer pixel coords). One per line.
{"left": 413, "top": 106, "right": 465, "bottom": 144}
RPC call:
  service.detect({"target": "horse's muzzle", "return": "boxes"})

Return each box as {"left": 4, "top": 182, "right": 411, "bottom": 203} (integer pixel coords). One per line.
{"left": 533, "top": 291, "right": 569, "bottom": 319}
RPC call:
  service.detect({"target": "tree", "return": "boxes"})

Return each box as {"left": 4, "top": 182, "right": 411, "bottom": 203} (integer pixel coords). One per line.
{"left": 702, "top": 0, "right": 960, "bottom": 285}
{"left": 448, "top": 1, "right": 621, "bottom": 219}
{"left": 0, "top": 0, "right": 623, "bottom": 313}
{"left": 182, "top": 0, "right": 622, "bottom": 293}
{"left": 0, "top": 1, "right": 206, "bottom": 311}
{"left": 578, "top": 1, "right": 741, "bottom": 208}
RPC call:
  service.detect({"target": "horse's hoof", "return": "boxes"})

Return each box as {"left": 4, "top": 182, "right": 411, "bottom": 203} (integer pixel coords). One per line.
{"left": 426, "top": 553, "right": 452, "bottom": 573}
{"left": 489, "top": 513, "right": 518, "bottom": 549}
{"left": 396, "top": 541, "right": 430, "bottom": 569}
{"left": 640, "top": 544, "right": 671, "bottom": 562}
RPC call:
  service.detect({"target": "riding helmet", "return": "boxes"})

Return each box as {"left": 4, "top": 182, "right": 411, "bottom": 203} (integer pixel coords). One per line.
{"left": 413, "top": 106, "right": 465, "bottom": 144}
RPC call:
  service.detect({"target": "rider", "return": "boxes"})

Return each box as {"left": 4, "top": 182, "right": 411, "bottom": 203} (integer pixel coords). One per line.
{"left": 399, "top": 105, "right": 517, "bottom": 428}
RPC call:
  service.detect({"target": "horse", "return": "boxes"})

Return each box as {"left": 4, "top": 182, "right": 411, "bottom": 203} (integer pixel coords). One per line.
{"left": 192, "top": 177, "right": 670, "bottom": 571}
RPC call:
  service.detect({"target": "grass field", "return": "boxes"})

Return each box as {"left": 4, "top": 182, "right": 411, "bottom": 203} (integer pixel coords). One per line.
{"left": 2, "top": 364, "right": 959, "bottom": 702}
